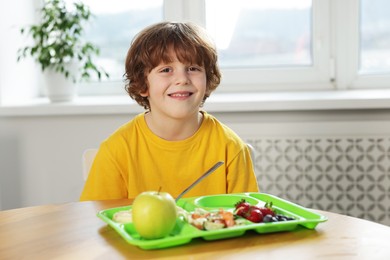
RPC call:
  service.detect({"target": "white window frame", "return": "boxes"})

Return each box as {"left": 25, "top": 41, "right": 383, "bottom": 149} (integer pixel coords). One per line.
{"left": 332, "top": 0, "right": 390, "bottom": 90}
{"left": 2, "top": 0, "right": 390, "bottom": 106}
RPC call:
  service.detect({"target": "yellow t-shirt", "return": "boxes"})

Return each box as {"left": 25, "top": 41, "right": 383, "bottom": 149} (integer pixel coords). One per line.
{"left": 80, "top": 111, "right": 259, "bottom": 201}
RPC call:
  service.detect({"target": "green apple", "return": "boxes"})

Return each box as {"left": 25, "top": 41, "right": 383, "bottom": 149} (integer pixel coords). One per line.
{"left": 132, "top": 190, "right": 177, "bottom": 239}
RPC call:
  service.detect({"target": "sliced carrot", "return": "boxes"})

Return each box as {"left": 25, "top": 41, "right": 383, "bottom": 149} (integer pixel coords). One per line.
{"left": 220, "top": 209, "right": 235, "bottom": 227}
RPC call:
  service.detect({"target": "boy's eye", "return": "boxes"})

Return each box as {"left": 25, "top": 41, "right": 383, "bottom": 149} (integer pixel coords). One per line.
{"left": 188, "top": 66, "right": 202, "bottom": 72}
{"left": 160, "top": 68, "right": 171, "bottom": 73}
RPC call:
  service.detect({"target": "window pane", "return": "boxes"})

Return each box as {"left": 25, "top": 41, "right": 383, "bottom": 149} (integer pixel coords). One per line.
{"left": 205, "top": 0, "right": 312, "bottom": 68}
{"left": 359, "top": 0, "right": 390, "bottom": 75}
{"left": 67, "top": 0, "right": 163, "bottom": 82}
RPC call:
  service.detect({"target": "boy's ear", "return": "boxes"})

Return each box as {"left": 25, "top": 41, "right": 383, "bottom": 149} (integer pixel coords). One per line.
{"left": 140, "top": 81, "right": 149, "bottom": 97}
{"left": 140, "top": 89, "right": 149, "bottom": 97}
{"left": 205, "top": 86, "right": 212, "bottom": 96}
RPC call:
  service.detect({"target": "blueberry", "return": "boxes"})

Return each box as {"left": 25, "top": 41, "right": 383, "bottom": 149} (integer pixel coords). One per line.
{"left": 263, "top": 214, "right": 273, "bottom": 223}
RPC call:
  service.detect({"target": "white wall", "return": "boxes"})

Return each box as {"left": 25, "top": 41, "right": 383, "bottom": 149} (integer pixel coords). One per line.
{"left": 0, "top": 113, "right": 126, "bottom": 208}
{"left": 0, "top": 0, "right": 40, "bottom": 105}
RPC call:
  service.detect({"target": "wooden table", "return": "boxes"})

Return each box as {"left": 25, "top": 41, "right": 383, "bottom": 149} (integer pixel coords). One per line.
{"left": 1, "top": 199, "right": 389, "bottom": 259}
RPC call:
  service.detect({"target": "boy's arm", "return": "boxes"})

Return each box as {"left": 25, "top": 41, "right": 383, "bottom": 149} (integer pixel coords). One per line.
{"left": 227, "top": 145, "right": 260, "bottom": 193}
{"left": 80, "top": 143, "right": 128, "bottom": 201}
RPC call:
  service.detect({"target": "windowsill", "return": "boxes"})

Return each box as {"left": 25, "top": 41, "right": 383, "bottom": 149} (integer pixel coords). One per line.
{"left": 2, "top": 89, "right": 390, "bottom": 117}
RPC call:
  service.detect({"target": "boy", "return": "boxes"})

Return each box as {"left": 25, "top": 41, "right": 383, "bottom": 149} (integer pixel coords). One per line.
{"left": 80, "top": 22, "right": 259, "bottom": 201}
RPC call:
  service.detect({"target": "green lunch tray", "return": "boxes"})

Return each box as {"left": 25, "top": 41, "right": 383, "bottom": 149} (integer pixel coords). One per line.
{"left": 97, "top": 192, "right": 328, "bottom": 250}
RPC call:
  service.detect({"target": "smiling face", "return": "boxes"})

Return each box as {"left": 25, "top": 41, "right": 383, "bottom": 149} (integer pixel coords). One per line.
{"left": 142, "top": 51, "right": 207, "bottom": 120}
{"left": 125, "top": 22, "right": 221, "bottom": 110}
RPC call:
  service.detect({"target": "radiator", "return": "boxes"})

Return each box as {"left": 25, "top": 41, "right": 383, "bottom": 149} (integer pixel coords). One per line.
{"left": 247, "top": 137, "right": 390, "bottom": 226}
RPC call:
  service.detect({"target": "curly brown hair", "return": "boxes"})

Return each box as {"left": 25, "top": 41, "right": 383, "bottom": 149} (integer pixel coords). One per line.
{"left": 124, "top": 22, "right": 221, "bottom": 110}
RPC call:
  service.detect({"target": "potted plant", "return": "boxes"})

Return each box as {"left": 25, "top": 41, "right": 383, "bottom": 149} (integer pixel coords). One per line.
{"left": 17, "top": 0, "right": 109, "bottom": 102}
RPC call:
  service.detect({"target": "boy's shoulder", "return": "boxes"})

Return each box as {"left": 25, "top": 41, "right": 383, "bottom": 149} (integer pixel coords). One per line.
{"left": 202, "top": 111, "right": 242, "bottom": 140}
{"left": 105, "top": 113, "right": 145, "bottom": 141}
{"left": 202, "top": 111, "right": 246, "bottom": 151}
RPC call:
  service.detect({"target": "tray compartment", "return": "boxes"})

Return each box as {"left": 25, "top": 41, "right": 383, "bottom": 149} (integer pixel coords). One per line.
{"left": 193, "top": 194, "right": 261, "bottom": 209}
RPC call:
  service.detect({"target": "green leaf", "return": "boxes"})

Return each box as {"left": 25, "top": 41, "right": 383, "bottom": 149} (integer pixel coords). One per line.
{"left": 16, "top": 0, "right": 109, "bottom": 83}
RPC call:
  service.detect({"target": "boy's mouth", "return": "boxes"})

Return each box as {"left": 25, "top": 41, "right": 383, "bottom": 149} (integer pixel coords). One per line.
{"left": 168, "top": 92, "right": 193, "bottom": 97}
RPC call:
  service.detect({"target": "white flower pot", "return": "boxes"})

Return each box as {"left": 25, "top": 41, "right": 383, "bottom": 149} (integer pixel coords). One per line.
{"left": 43, "top": 63, "right": 79, "bottom": 102}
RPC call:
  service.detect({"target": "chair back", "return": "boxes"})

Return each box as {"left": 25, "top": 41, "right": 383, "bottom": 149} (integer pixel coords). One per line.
{"left": 82, "top": 148, "right": 98, "bottom": 181}
{"left": 246, "top": 143, "right": 256, "bottom": 168}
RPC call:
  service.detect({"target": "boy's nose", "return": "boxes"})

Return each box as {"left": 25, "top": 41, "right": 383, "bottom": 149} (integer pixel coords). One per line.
{"left": 175, "top": 70, "right": 190, "bottom": 85}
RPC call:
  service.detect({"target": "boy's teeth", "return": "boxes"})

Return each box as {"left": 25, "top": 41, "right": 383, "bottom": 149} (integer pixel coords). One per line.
{"left": 170, "top": 93, "right": 190, "bottom": 97}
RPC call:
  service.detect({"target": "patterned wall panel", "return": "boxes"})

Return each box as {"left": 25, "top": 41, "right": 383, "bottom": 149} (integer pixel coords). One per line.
{"left": 247, "top": 137, "right": 390, "bottom": 226}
